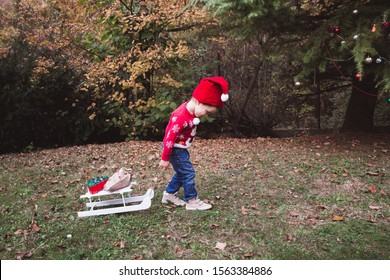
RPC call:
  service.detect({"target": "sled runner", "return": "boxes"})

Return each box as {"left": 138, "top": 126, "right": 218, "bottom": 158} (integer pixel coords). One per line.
{"left": 77, "top": 182, "right": 154, "bottom": 218}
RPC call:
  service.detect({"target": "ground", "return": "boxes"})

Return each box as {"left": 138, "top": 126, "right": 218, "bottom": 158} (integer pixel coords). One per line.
{"left": 0, "top": 132, "right": 389, "bottom": 259}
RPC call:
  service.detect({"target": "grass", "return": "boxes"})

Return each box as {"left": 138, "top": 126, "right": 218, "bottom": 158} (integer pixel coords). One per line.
{"left": 0, "top": 133, "right": 389, "bottom": 260}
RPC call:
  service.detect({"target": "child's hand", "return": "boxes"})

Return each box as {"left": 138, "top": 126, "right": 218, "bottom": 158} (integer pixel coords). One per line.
{"left": 159, "top": 160, "right": 170, "bottom": 169}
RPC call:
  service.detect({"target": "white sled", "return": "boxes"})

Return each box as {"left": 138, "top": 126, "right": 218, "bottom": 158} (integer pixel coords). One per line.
{"left": 77, "top": 182, "right": 154, "bottom": 218}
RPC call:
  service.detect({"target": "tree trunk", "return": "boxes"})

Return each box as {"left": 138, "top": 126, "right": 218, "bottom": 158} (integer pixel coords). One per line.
{"left": 341, "top": 76, "right": 378, "bottom": 132}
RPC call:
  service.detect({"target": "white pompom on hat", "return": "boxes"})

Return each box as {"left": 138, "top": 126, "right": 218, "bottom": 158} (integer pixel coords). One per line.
{"left": 192, "top": 76, "right": 229, "bottom": 107}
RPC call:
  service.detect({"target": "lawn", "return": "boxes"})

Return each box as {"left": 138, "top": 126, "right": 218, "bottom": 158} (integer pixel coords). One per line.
{"left": 0, "top": 133, "right": 389, "bottom": 260}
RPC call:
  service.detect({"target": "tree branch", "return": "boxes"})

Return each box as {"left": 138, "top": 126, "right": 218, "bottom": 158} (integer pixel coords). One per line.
{"left": 118, "top": 0, "right": 133, "bottom": 14}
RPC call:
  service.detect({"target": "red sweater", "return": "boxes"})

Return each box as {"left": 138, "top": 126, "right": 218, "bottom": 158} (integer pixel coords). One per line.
{"left": 161, "top": 102, "right": 198, "bottom": 161}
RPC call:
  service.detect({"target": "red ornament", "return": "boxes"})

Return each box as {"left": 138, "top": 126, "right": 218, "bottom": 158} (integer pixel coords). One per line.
{"left": 355, "top": 73, "right": 362, "bottom": 80}
{"left": 327, "top": 25, "right": 340, "bottom": 34}
{"left": 381, "top": 21, "right": 389, "bottom": 29}
{"left": 371, "top": 24, "right": 377, "bottom": 32}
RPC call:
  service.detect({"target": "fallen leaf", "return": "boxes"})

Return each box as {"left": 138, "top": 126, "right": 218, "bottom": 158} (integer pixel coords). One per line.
{"left": 285, "top": 233, "right": 293, "bottom": 242}
{"left": 133, "top": 256, "right": 143, "bottom": 260}
{"left": 366, "top": 171, "right": 380, "bottom": 176}
{"left": 369, "top": 205, "right": 382, "bottom": 210}
{"left": 315, "top": 205, "right": 327, "bottom": 211}
{"left": 337, "top": 238, "right": 344, "bottom": 244}
{"left": 332, "top": 215, "right": 344, "bottom": 221}
{"left": 243, "top": 253, "right": 253, "bottom": 258}
{"left": 215, "top": 242, "right": 227, "bottom": 250}
{"left": 14, "top": 229, "right": 24, "bottom": 235}
{"left": 241, "top": 206, "right": 248, "bottom": 215}
{"left": 380, "top": 190, "right": 388, "bottom": 196}
{"left": 368, "top": 186, "right": 377, "bottom": 193}
{"left": 175, "top": 247, "right": 184, "bottom": 254}
{"left": 210, "top": 224, "right": 219, "bottom": 229}
{"left": 120, "top": 240, "right": 125, "bottom": 249}
{"left": 15, "top": 249, "right": 34, "bottom": 260}
{"left": 31, "top": 220, "right": 40, "bottom": 232}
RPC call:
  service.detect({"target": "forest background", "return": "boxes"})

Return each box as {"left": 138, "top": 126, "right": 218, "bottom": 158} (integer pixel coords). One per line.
{"left": 0, "top": 0, "right": 389, "bottom": 153}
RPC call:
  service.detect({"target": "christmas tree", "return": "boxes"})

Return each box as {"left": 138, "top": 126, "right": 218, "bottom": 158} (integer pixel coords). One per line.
{"left": 205, "top": 0, "right": 390, "bottom": 131}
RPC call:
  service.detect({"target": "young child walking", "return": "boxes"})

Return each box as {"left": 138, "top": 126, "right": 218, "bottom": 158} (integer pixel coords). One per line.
{"left": 159, "top": 76, "right": 229, "bottom": 210}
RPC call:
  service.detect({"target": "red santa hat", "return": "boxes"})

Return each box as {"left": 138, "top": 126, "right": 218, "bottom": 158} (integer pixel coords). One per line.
{"left": 192, "top": 76, "right": 229, "bottom": 107}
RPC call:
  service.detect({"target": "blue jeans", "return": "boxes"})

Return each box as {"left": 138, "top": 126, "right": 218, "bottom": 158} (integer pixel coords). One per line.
{"left": 165, "top": 148, "right": 197, "bottom": 202}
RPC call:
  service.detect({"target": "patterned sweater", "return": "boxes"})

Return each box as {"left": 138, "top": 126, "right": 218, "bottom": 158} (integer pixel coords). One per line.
{"left": 161, "top": 102, "right": 198, "bottom": 161}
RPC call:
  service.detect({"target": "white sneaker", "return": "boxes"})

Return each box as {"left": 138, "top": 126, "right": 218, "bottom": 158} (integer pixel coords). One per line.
{"left": 161, "top": 191, "right": 185, "bottom": 206}
{"left": 186, "top": 197, "right": 212, "bottom": 211}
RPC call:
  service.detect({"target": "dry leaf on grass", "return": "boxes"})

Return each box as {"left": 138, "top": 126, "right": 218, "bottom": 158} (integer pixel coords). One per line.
{"left": 368, "top": 186, "right": 377, "bottom": 193}
{"left": 332, "top": 215, "right": 344, "bottom": 221}
{"left": 31, "top": 220, "right": 41, "bottom": 232}
{"left": 315, "top": 205, "right": 327, "bottom": 211}
{"left": 241, "top": 206, "right": 248, "bottom": 215}
{"left": 175, "top": 247, "right": 184, "bottom": 254}
{"left": 215, "top": 242, "right": 227, "bottom": 250}
{"left": 15, "top": 249, "right": 34, "bottom": 260}
{"left": 14, "top": 229, "right": 24, "bottom": 235}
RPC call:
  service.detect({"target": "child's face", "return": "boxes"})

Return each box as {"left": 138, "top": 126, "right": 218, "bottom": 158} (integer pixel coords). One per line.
{"left": 194, "top": 103, "right": 218, "bottom": 117}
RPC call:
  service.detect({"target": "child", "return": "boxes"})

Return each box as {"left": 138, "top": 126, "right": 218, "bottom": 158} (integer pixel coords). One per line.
{"left": 159, "top": 76, "right": 229, "bottom": 210}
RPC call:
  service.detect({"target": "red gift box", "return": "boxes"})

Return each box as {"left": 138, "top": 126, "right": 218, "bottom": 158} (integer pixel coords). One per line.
{"left": 88, "top": 178, "right": 108, "bottom": 194}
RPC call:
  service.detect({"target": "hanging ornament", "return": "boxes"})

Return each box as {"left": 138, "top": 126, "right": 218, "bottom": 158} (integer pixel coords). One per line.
{"left": 376, "top": 58, "right": 382, "bottom": 64}
{"left": 352, "top": 9, "right": 358, "bottom": 14}
{"left": 371, "top": 24, "right": 377, "bottom": 32}
{"left": 295, "top": 81, "right": 301, "bottom": 86}
{"left": 353, "top": 34, "right": 359, "bottom": 40}
{"left": 355, "top": 73, "right": 362, "bottom": 81}
{"left": 327, "top": 25, "right": 340, "bottom": 35}
{"left": 364, "top": 56, "right": 373, "bottom": 64}
{"left": 381, "top": 21, "right": 389, "bottom": 29}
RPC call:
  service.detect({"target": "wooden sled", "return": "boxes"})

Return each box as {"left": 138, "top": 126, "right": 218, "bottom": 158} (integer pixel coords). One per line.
{"left": 77, "top": 182, "right": 154, "bottom": 218}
